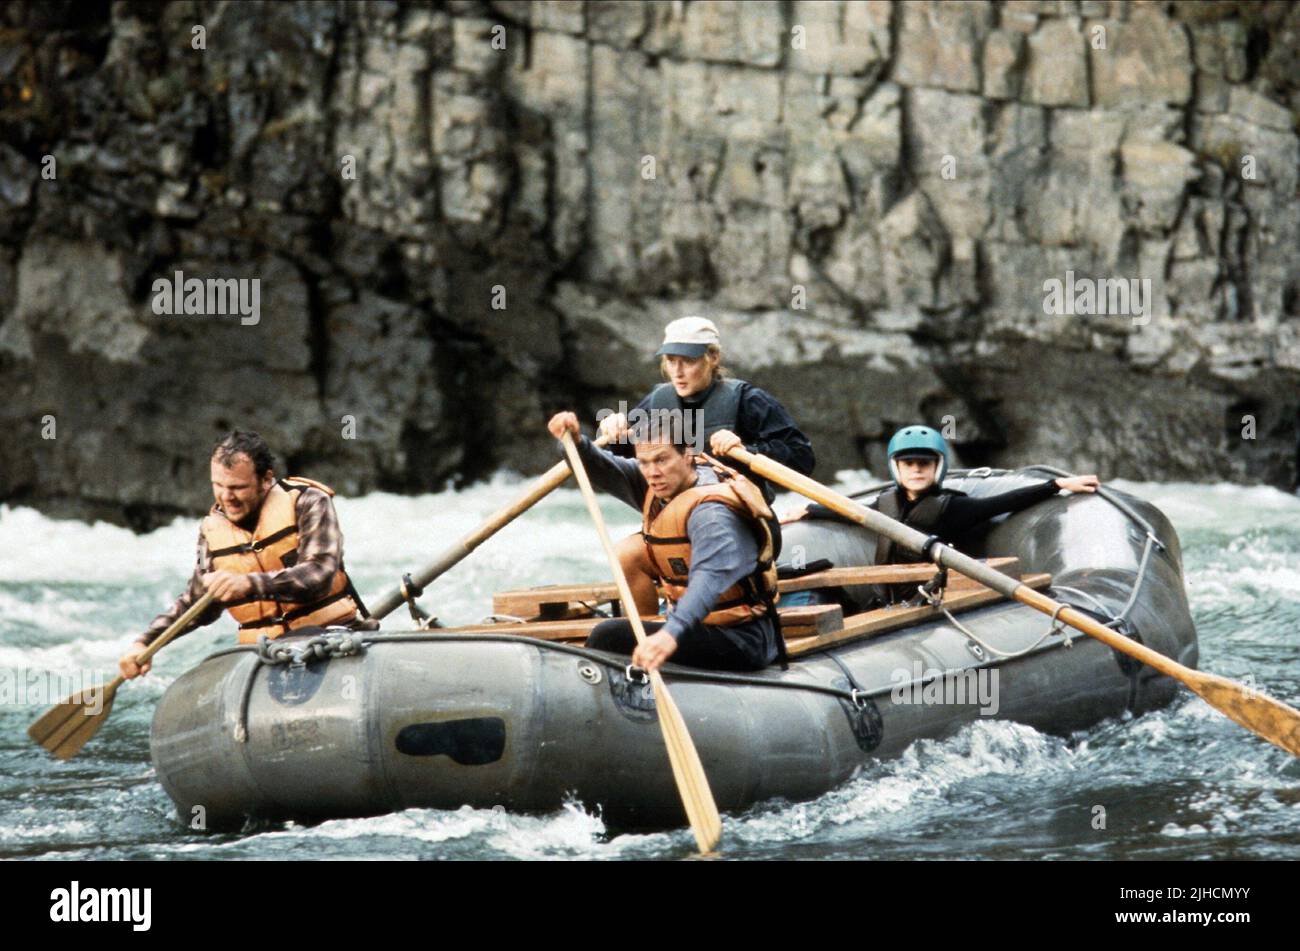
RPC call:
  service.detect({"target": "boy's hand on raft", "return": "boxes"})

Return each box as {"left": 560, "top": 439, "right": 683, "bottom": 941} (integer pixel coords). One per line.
{"left": 632, "top": 631, "right": 678, "bottom": 672}
{"left": 1055, "top": 475, "right": 1101, "bottom": 494}
{"left": 709, "top": 429, "right": 743, "bottom": 457}
{"left": 547, "top": 411, "right": 581, "bottom": 441}
{"left": 119, "top": 645, "right": 152, "bottom": 680}
{"left": 203, "top": 570, "right": 255, "bottom": 602}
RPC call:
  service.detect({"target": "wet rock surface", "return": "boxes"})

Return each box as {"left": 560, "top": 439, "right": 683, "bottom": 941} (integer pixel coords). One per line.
{"left": 0, "top": 0, "right": 1296, "bottom": 528}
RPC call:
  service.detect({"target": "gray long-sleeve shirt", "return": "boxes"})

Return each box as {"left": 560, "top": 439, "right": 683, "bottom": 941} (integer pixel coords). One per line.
{"left": 564, "top": 436, "right": 763, "bottom": 641}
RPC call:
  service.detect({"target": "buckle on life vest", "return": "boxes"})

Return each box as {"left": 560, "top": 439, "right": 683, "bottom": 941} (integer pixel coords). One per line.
{"left": 240, "top": 615, "right": 286, "bottom": 630}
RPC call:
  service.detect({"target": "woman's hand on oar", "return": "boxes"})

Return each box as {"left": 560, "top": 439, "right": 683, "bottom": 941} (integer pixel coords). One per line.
{"left": 558, "top": 428, "right": 723, "bottom": 853}
{"left": 723, "top": 445, "right": 1300, "bottom": 760}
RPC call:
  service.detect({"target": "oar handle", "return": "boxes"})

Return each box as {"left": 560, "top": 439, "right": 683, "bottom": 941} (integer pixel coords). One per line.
{"left": 136, "top": 590, "right": 219, "bottom": 664}
{"left": 559, "top": 431, "right": 651, "bottom": 646}
{"left": 368, "top": 434, "right": 611, "bottom": 621}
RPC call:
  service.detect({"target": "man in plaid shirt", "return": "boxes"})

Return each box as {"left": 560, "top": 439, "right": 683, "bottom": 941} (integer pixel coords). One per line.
{"left": 118, "top": 430, "right": 368, "bottom": 679}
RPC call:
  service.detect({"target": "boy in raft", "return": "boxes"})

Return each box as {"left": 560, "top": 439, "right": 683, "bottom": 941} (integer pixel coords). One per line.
{"left": 596, "top": 315, "right": 814, "bottom": 617}
{"left": 791, "top": 425, "right": 1101, "bottom": 606}
{"left": 117, "top": 430, "right": 370, "bottom": 680}
{"left": 549, "top": 410, "right": 782, "bottom": 674}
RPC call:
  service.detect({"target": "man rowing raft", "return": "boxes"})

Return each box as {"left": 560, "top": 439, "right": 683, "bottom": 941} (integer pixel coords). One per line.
{"left": 117, "top": 430, "right": 370, "bottom": 679}
{"left": 549, "top": 410, "right": 782, "bottom": 673}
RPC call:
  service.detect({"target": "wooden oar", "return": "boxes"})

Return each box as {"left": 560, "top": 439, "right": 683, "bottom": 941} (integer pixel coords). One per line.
{"left": 28, "top": 591, "right": 218, "bottom": 760}
{"left": 367, "top": 435, "right": 611, "bottom": 621}
{"left": 560, "top": 430, "right": 723, "bottom": 853}
{"left": 726, "top": 446, "right": 1300, "bottom": 759}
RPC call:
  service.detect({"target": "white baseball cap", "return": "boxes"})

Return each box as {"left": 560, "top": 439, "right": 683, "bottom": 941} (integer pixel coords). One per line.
{"left": 655, "top": 316, "right": 721, "bottom": 358}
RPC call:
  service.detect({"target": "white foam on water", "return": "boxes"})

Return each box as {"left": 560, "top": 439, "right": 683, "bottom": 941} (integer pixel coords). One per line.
{"left": 334, "top": 475, "right": 636, "bottom": 568}
{"left": 156, "top": 798, "right": 671, "bottom": 860}
{"left": 0, "top": 590, "right": 123, "bottom": 642}
{"left": 731, "top": 719, "right": 1074, "bottom": 845}
{"left": 1112, "top": 480, "right": 1300, "bottom": 536}
{"left": 4, "top": 474, "right": 1286, "bottom": 611}
{"left": 0, "top": 807, "right": 96, "bottom": 844}
{"left": 1191, "top": 561, "right": 1300, "bottom": 611}
{"left": 1182, "top": 788, "right": 1258, "bottom": 837}
{"left": 0, "top": 505, "right": 198, "bottom": 585}
{"left": 274, "top": 807, "right": 501, "bottom": 848}
{"left": 0, "top": 636, "right": 127, "bottom": 674}
{"left": 2, "top": 476, "right": 1293, "bottom": 585}
{"left": 484, "top": 800, "right": 642, "bottom": 860}
{"left": 155, "top": 810, "right": 491, "bottom": 859}
{"left": 1160, "top": 822, "right": 1209, "bottom": 837}
{"left": 1, "top": 466, "right": 888, "bottom": 595}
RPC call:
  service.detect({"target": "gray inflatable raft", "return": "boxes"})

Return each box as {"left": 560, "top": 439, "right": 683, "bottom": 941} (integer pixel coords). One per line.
{"left": 150, "top": 468, "right": 1197, "bottom": 831}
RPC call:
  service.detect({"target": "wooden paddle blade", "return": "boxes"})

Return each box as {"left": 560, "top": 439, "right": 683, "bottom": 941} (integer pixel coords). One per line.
{"left": 27, "top": 695, "right": 78, "bottom": 745}
{"left": 28, "top": 688, "right": 116, "bottom": 760}
{"left": 48, "top": 699, "right": 115, "bottom": 761}
{"left": 653, "top": 675, "right": 722, "bottom": 853}
{"left": 27, "top": 687, "right": 105, "bottom": 745}
{"left": 1187, "top": 671, "right": 1300, "bottom": 757}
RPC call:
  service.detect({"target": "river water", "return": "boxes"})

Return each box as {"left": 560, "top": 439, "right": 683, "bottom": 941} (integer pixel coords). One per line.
{"left": 3, "top": 475, "right": 1299, "bottom": 860}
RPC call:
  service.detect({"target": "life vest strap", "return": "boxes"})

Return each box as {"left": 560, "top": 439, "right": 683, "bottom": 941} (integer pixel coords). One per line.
{"left": 667, "top": 592, "right": 769, "bottom": 614}
{"left": 645, "top": 533, "right": 691, "bottom": 546}
{"left": 237, "top": 587, "right": 357, "bottom": 630}
{"left": 281, "top": 476, "right": 335, "bottom": 497}
{"left": 208, "top": 524, "right": 297, "bottom": 558}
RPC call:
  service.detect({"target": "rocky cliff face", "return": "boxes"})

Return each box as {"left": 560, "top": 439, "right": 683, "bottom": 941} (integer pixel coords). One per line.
{"left": 1, "top": 0, "right": 1296, "bottom": 529}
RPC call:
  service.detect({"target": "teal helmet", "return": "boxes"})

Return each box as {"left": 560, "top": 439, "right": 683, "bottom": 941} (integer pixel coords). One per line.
{"left": 886, "top": 425, "right": 950, "bottom": 484}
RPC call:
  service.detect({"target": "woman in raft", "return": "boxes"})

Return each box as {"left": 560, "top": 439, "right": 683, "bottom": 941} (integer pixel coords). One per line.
{"left": 597, "top": 315, "right": 815, "bottom": 502}
{"left": 790, "top": 425, "right": 1101, "bottom": 607}
{"left": 596, "top": 315, "right": 815, "bottom": 617}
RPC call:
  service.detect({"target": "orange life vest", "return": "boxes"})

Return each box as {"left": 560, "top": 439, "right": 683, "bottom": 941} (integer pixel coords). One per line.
{"left": 641, "top": 457, "right": 779, "bottom": 627}
{"left": 201, "top": 477, "right": 363, "bottom": 643}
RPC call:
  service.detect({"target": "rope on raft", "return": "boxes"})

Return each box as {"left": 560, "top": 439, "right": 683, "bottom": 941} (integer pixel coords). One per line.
{"left": 212, "top": 623, "right": 1080, "bottom": 745}
{"left": 911, "top": 528, "right": 1160, "bottom": 661}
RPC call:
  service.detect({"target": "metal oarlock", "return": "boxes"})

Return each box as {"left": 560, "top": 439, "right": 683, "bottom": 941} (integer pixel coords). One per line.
{"left": 399, "top": 572, "right": 439, "bottom": 629}
{"left": 625, "top": 664, "right": 649, "bottom": 685}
